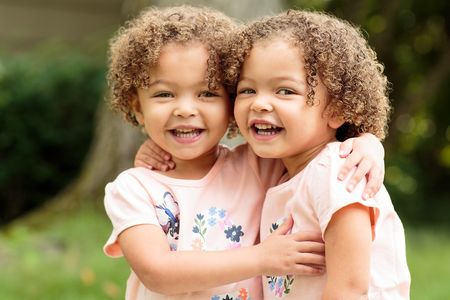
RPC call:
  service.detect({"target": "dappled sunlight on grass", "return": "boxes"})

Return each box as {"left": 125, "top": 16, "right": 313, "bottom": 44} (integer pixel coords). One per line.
{"left": 0, "top": 206, "right": 129, "bottom": 300}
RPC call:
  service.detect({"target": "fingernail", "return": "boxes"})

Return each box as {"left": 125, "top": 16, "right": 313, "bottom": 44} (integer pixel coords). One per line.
{"left": 338, "top": 173, "right": 344, "bottom": 180}
{"left": 347, "top": 184, "right": 354, "bottom": 192}
{"left": 164, "top": 155, "right": 170, "bottom": 160}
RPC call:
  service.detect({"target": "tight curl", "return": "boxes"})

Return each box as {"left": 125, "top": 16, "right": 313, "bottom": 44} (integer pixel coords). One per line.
{"left": 224, "top": 10, "right": 391, "bottom": 140}
{"left": 108, "top": 5, "right": 236, "bottom": 125}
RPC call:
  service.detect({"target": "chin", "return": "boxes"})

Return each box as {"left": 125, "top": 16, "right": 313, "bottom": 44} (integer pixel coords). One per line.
{"left": 251, "top": 146, "right": 278, "bottom": 159}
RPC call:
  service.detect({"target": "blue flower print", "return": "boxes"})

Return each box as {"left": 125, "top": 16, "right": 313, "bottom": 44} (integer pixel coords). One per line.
{"left": 209, "top": 207, "right": 217, "bottom": 215}
{"left": 193, "top": 213, "right": 207, "bottom": 241}
{"left": 208, "top": 217, "right": 217, "bottom": 226}
{"left": 211, "top": 296, "right": 220, "bottom": 300}
{"left": 224, "top": 225, "right": 244, "bottom": 242}
{"left": 218, "top": 209, "right": 226, "bottom": 218}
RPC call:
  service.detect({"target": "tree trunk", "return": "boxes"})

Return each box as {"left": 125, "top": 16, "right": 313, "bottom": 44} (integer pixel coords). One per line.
{"left": 16, "top": 0, "right": 283, "bottom": 227}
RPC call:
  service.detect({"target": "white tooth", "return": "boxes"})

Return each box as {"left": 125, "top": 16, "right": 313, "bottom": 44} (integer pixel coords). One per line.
{"left": 255, "top": 123, "right": 277, "bottom": 130}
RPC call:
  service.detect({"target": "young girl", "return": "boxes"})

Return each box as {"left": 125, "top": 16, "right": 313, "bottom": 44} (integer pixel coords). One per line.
{"left": 227, "top": 10, "right": 410, "bottom": 299}
{"left": 104, "top": 6, "right": 328, "bottom": 300}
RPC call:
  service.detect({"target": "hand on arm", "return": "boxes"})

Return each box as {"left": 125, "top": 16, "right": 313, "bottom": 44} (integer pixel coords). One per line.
{"left": 119, "top": 217, "right": 324, "bottom": 295}
{"left": 258, "top": 216, "right": 325, "bottom": 276}
{"left": 134, "top": 138, "right": 175, "bottom": 171}
{"left": 323, "top": 203, "right": 372, "bottom": 300}
{"left": 338, "top": 133, "right": 385, "bottom": 199}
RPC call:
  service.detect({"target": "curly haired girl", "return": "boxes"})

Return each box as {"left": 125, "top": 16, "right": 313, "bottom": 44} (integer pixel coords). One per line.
{"left": 104, "top": 6, "right": 330, "bottom": 300}
{"left": 228, "top": 10, "right": 410, "bottom": 299}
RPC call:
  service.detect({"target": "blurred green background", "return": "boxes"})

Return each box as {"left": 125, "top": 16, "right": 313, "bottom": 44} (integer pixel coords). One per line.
{"left": 0, "top": 0, "right": 449, "bottom": 299}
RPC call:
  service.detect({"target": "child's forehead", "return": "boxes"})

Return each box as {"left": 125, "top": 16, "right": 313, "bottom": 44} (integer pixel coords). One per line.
{"left": 251, "top": 36, "right": 303, "bottom": 54}
{"left": 159, "top": 40, "right": 207, "bottom": 53}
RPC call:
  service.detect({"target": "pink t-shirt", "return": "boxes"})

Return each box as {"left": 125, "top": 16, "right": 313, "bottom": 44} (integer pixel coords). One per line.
{"left": 260, "top": 142, "right": 410, "bottom": 300}
{"left": 104, "top": 144, "right": 284, "bottom": 300}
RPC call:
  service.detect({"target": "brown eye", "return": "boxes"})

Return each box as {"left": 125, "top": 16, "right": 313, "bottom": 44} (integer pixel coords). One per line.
{"left": 277, "top": 88, "right": 295, "bottom": 95}
{"left": 238, "top": 88, "right": 255, "bottom": 95}
{"left": 154, "top": 91, "right": 174, "bottom": 98}
{"left": 199, "top": 90, "right": 218, "bottom": 97}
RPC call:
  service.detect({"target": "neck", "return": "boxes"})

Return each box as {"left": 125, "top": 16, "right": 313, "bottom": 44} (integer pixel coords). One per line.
{"left": 282, "top": 140, "right": 334, "bottom": 178}
{"left": 160, "top": 145, "right": 221, "bottom": 179}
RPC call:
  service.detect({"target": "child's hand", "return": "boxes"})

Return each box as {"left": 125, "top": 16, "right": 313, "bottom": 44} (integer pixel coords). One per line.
{"left": 257, "top": 217, "right": 325, "bottom": 276}
{"left": 338, "top": 133, "right": 385, "bottom": 199}
{"left": 134, "top": 139, "right": 175, "bottom": 171}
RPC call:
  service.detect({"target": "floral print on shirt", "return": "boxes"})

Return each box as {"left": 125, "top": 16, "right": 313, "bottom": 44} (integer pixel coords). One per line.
{"left": 265, "top": 218, "right": 294, "bottom": 298}
{"left": 192, "top": 206, "right": 244, "bottom": 250}
{"left": 211, "top": 287, "right": 250, "bottom": 300}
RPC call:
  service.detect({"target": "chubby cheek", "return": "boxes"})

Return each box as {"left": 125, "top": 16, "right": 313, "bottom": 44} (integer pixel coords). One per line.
{"left": 233, "top": 102, "right": 248, "bottom": 135}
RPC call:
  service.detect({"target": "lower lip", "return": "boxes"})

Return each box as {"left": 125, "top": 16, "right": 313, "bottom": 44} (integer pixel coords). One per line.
{"left": 171, "top": 131, "right": 203, "bottom": 144}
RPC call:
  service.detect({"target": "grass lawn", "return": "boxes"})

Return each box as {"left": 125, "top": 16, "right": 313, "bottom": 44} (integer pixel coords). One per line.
{"left": 0, "top": 206, "right": 449, "bottom": 299}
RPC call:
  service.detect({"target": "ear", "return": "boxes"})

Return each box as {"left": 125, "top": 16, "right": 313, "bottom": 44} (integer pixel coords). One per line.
{"left": 131, "top": 94, "right": 144, "bottom": 125}
{"left": 328, "top": 116, "right": 345, "bottom": 129}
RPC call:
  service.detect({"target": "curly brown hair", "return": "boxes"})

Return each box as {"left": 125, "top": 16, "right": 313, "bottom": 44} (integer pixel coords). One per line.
{"left": 225, "top": 10, "right": 391, "bottom": 140}
{"left": 107, "top": 5, "right": 236, "bottom": 125}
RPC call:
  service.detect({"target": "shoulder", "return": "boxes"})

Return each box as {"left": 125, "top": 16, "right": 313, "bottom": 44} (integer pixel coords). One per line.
{"left": 306, "top": 142, "right": 344, "bottom": 180}
{"left": 109, "top": 167, "right": 155, "bottom": 188}
{"left": 105, "top": 167, "right": 162, "bottom": 202}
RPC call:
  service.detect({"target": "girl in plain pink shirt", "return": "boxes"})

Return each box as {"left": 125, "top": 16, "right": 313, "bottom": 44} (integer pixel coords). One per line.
{"left": 230, "top": 10, "right": 410, "bottom": 299}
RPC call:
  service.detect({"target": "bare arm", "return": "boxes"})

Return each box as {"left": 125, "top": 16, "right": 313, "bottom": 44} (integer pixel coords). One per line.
{"left": 323, "top": 203, "right": 372, "bottom": 300}
{"left": 119, "top": 218, "right": 325, "bottom": 295}
{"left": 338, "top": 133, "right": 385, "bottom": 199}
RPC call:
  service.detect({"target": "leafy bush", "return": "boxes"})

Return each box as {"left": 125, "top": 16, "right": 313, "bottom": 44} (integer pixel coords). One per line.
{"left": 0, "top": 49, "right": 106, "bottom": 224}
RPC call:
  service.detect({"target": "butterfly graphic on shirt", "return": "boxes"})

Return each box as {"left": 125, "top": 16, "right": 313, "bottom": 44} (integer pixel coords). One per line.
{"left": 155, "top": 191, "right": 180, "bottom": 240}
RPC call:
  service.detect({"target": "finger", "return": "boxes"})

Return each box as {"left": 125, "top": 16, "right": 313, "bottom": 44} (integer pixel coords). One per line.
{"left": 136, "top": 155, "right": 169, "bottom": 170}
{"left": 363, "top": 167, "right": 383, "bottom": 199}
{"left": 346, "top": 158, "right": 372, "bottom": 192}
{"left": 295, "top": 241, "right": 325, "bottom": 254}
{"left": 272, "top": 217, "right": 293, "bottom": 235}
{"left": 291, "top": 264, "right": 325, "bottom": 276}
{"left": 147, "top": 141, "right": 171, "bottom": 161}
{"left": 295, "top": 252, "right": 326, "bottom": 266}
{"left": 339, "top": 137, "right": 355, "bottom": 158}
{"left": 290, "top": 231, "right": 323, "bottom": 242}
{"left": 338, "top": 151, "right": 362, "bottom": 181}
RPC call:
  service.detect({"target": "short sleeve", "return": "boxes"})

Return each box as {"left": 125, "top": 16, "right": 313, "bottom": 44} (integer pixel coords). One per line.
{"left": 103, "top": 170, "right": 160, "bottom": 257}
{"left": 308, "top": 143, "right": 380, "bottom": 240}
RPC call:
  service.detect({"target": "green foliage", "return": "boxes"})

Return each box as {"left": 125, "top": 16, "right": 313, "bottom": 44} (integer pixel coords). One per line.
{"left": 0, "top": 48, "right": 105, "bottom": 224}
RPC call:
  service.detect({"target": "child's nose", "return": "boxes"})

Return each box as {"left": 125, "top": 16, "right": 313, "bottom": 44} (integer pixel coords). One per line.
{"left": 173, "top": 97, "right": 198, "bottom": 117}
{"left": 250, "top": 95, "right": 273, "bottom": 112}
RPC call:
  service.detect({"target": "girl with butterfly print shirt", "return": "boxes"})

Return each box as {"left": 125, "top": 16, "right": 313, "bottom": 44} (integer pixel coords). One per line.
{"left": 104, "top": 5, "right": 386, "bottom": 300}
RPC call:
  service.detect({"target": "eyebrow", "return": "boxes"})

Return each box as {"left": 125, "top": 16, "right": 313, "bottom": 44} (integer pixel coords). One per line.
{"left": 239, "top": 76, "right": 306, "bottom": 87}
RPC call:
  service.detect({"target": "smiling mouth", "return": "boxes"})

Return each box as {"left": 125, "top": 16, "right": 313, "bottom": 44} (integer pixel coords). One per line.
{"left": 170, "top": 128, "right": 204, "bottom": 138}
{"left": 252, "top": 123, "right": 282, "bottom": 136}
